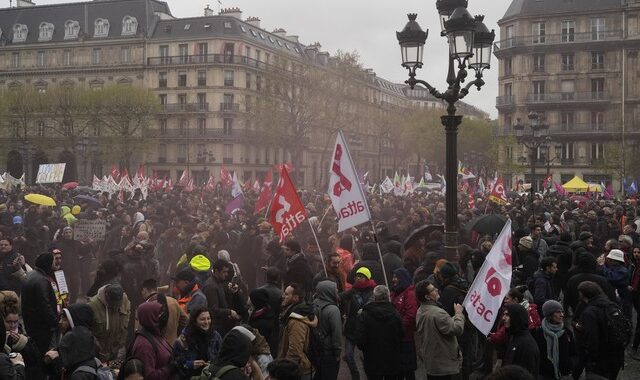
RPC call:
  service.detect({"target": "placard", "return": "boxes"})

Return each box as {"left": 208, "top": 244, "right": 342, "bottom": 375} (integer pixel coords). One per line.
{"left": 54, "top": 270, "right": 69, "bottom": 295}
{"left": 73, "top": 219, "right": 107, "bottom": 241}
{"left": 36, "top": 163, "right": 66, "bottom": 184}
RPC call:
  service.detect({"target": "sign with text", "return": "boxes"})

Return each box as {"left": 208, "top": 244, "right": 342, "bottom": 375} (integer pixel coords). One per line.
{"left": 73, "top": 219, "right": 107, "bottom": 241}
{"left": 36, "top": 163, "right": 66, "bottom": 184}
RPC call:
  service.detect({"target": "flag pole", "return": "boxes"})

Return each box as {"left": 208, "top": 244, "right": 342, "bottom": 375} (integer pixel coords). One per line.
{"left": 318, "top": 205, "right": 332, "bottom": 227}
{"left": 307, "top": 219, "right": 327, "bottom": 277}
{"left": 370, "top": 220, "right": 389, "bottom": 289}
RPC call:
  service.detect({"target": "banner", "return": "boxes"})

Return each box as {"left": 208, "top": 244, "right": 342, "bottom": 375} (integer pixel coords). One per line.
{"left": 73, "top": 219, "right": 107, "bottom": 241}
{"left": 328, "top": 130, "right": 371, "bottom": 232}
{"left": 36, "top": 163, "right": 66, "bottom": 184}
{"left": 489, "top": 176, "right": 507, "bottom": 205}
{"left": 269, "top": 167, "right": 307, "bottom": 241}
{"left": 463, "top": 219, "right": 512, "bottom": 335}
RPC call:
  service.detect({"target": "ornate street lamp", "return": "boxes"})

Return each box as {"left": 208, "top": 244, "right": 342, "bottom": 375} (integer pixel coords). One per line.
{"left": 397, "top": 3, "right": 495, "bottom": 263}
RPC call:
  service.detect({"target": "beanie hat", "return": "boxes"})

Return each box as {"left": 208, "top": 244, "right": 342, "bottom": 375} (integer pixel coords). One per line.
{"left": 542, "top": 300, "right": 563, "bottom": 318}
{"left": 217, "top": 250, "right": 231, "bottom": 262}
{"left": 174, "top": 269, "right": 195, "bottom": 282}
{"left": 356, "top": 267, "right": 372, "bottom": 280}
{"left": 12, "top": 216, "right": 22, "bottom": 225}
{"left": 519, "top": 236, "right": 533, "bottom": 249}
{"left": 579, "top": 231, "right": 593, "bottom": 241}
{"left": 189, "top": 254, "right": 211, "bottom": 272}
{"left": 35, "top": 252, "right": 54, "bottom": 272}
{"left": 439, "top": 262, "right": 458, "bottom": 279}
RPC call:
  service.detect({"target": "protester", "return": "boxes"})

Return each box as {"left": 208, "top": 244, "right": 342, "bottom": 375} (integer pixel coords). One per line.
{"left": 193, "top": 327, "right": 254, "bottom": 380}
{"left": 141, "top": 278, "right": 188, "bottom": 345}
{"left": 172, "top": 306, "right": 223, "bottom": 379}
{"left": 501, "top": 303, "right": 540, "bottom": 377}
{"left": 531, "top": 256, "right": 559, "bottom": 315}
{"left": 130, "top": 301, "right": 173, "bottom": 380}
{"left": 532, "top": 300, "right": 576, "bottom": 379}
{"left": 173, "top": 269, "right": 207, "bottom": 314}
{"left": 88, "top": 283, "right": 131, "bottom": 362}
{"left": 0, "top": 316, "right": 26, "bottom": 379}
{"left": 279, "top": 283, "right": 316, "bottom": 379}
{"left": 390, "top": 268, "right": 418, "bottom": 380}
{"left": 312, "top": 280, "right": 342, "bottom": 380}
{"left": 282, "top": 241, "right": 313, "bottom": 293}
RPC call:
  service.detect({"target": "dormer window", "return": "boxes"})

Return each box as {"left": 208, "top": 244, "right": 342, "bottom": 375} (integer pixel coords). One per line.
{"left": 121, "top": 16, "right": 138, "bottom": 36}
{"left": 12, "top": 24, "right": 28, "bottom": 43}
{"left": 94, "top": 18, "right": 110, "bottom": 38}
{"left": 64, "top": 20, "right": 80, "bottom": 40}
{"left": 38, "top": 22, "right": 54, "bottom": 42}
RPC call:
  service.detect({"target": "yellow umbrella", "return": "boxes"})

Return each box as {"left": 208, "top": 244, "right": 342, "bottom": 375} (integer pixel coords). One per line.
{"left": 24, "top": 193, "right": 57, "bottom": 207}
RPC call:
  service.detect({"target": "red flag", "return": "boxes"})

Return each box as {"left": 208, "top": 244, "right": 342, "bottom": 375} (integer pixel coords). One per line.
{"left": 135, "top": 164, "right": 145, "bottom": 180}
{"left": 205, "top": 175, "right": 216, "bottom": 191}
{"left": 274, "top": 162, "right": 295, "bottom": 173}
{"left": 121, "top": 168, "right": 130, "bottom": 180}
{"left": 178, "top": 170, "right": 190, "bottom": 187}
{"left": 489, "top": 176, "right": 507, "bottom": 205}
{"left": 184, "top": 178, "right": 194, "bottom": 193}
{"left": 254, "top": 169, "right": 273, "bottom": 214}
{"left": 269, "top": 168, "right": 307, "bottom": 241}
{"left": 253, "top": 179, "right": 261, "bottom": 192}
{"left": 220, "top": 166, "right": 233, "bottom": 188}
{"left": 111, "top": 165, "right": 120, "bottom": 180}
{"left": 164, "top": 177, "right": 174, "bottom": 193}
{"left": 243, "top": 179, "right": 252, "bottom": 190}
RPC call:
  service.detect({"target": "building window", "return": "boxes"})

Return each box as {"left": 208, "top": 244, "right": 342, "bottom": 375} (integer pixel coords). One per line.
{"left": 591, "top": 78, "right": 605, "bottom": 99}
{"left": 504, "top": 83, "right": 512, "bottom": 97}
{"left": 591, "top": 18, "right": 605, "bottom": 41}
{"left": 244, "top": 46, "right": 251, "bottom": 63}
{"left": 591, "top": 143, "right": 604, "bottom": 159}
{"left": 94, "top": 18, "right": 110, "bottom": 38}
{"left": 158, "top": 144, "right": 167, "bottom": 163}
{"left": 561, "top": 143, "right": 574, "bottom": 160}
{"left": 158, "top": 72, "right": 167, "bottom": 88}
{"left": 11, "top": 52, "right": 20, "bottom": 68}
{"left": 178, "top": 94, "right": 187, "bottom": 106}
{"left": 121, "top": 47, "right": 130, "bottom": 64}
{"left": 561, "top": 20, "right": 575, "bottom": 42}
{"left": 159, "top": 119, "right": 167, "bottom": 134}
{"left": 37, "top": 121, "right": 45, "bottom": 137}
{"left": 592, "top": 51, "right": 605, "bottom": 70}
{"left": 561, "top": 80, "right": 575, "bottom": 100}
{"left": 256, "top": 75, "right": 262, "bottom": 91}
{"left": 177, "top": 144, "right": 187, "bottom": 163}
{"left": 64, "top": 20, "right": 80, "bottom": 40}
{"left": 245, "top": 95, "right": 252, "bottom": 112}
{"left": 224, "top": 70, "right": 234, "bottom": 86}
{"left": 159, "top": 45, "right": 169, "bottom": 64}
{"left": 159, "top": 94, "right": 167, "bottom": 106}
{"left": 197, "top": 70, "right": 206, "bottom": 86}
{"left": 561, "top": 112, "right": 574, "bottom": 131}
{"left": 591, "top": 112, "right": 604, "bottom": 130}
{"left": 178, "top": 71, "right": 187, "bottom": 87}
{"left": 178, "top": 118, "right": 187, "bottom": 136}
{"left": 92, "top": 48, "right": 102, "bottom": 64}
{"left": 561, "top": 53, "right": 574, "bottom": 71}
{"left": 12, "top": 24, "right": 28, "bottom": 43}
{"left": 223, "top": 144, "right": 233, "bottom": 164}
{"left": 121, "top": 16, "right": 138, "bottom": 36}
{"left": 532, "top": 81, "right": 545, "bottom": 101}
{"left": 533, "top": 54, "right": 545, "bottom": 72}
{"left": 504, "top": 25, "right": 514, "bottom": 48}
{"left": 223, "top": 118, "right": 233, "bottom": 135}
{"left": 37, "top": 51, "right": 46, "bottom": 67}
{"left": 245, "top": 72, "right": 251, "bottom": 89}
{"left": 198, "top": 118, "right": 206, "bottom": 135}
{"left": 504, "top": 58, "right": 512, "bottom": 76}
{"left": 38, "top": 22, "right": 54, "bottom": 42}
{"left": 63, "top": 49, "right": 72, "bottom": 66}
{"left": 532, "top": 22, "right": 545, "bottom": 44}
{"left": 197, "top": 93, "right": 207, "bottom": 110}
{"left": 197, "top": 43, "right": 208, "bottom": 62}
{"left": 179, "top": 44, "right": 189, "bottom": 64}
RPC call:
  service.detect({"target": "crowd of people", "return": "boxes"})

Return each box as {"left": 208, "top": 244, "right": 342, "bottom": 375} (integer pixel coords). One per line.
{"left": 0, "top": 182, "right": 639, "bottom": 380}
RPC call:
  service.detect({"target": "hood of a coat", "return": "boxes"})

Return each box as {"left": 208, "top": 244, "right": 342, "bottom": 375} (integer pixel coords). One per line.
{"left": 215, "top": 329, "right": 252, "bottom": 367}
{"left": 59, "top": 326, "right": 96, "bottom": 369}
{"left": 392, "top": 267, "right": 412, "bottom": 293}
{"left": 361, "top": 243, "right": 378, "bottom": 261}
{"left": 64, "top": 304, "right": 95, "bottom": 329}
{"left": 137, "top": 301, "right": 162, "bottom": 335}
{"left": 315, "top": 280, "right": 338, "bottom": 305}
{"left": 361, "top": 300, "right": 397, "bottom": 320}
{"left": 505, "top": 303, "right": 529, "bottom": 334}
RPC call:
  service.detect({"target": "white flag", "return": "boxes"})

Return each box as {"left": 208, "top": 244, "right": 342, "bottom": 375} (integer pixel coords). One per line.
{"left": 463, "top": 219, "right": 512, "bottom": 335}
{"left": 231, "top": 172, "right": 243, "bottom": 198}
{"left": 328, "top": 130, "right": 371, "bottom": 232}
{"left": 380, "top": 177, "right": 394, "bottom": 194}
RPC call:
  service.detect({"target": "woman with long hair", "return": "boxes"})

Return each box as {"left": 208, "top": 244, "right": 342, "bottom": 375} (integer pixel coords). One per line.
{"left": 172, "top": 306, "right": 223, "bottom": 379}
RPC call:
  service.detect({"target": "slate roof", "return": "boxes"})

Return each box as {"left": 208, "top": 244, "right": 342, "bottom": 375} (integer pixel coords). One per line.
{"left": 502, "top": 0, "right": 623, "bottom": 21}
{"left": 0, "top": 0, "right": 171, "bottom": 44}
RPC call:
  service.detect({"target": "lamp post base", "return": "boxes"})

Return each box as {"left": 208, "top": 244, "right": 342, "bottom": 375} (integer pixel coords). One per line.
{"left": 444, "top": 230, "right": 459, "bottom": 263}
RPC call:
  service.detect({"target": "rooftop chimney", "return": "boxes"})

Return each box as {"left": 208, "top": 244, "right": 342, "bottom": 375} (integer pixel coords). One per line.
{"left": 272, "top": 28, "right": 287, "bottom": 38}
{"left": 305, "top": 43, "right": 319, "bottom": 60}
{"left": 245, "top": 17, "right": 260, "bottom": 28}
{"left": 204, "top": 4, "right": 214, "bottom": 17}
{"left": 16, "top": 0, "right": 36, "bottom": 7}
{"left": 219, "top": 7, "right": 242, "bottom": 19}
{"left": 317, "top": 51, "right": 329, "bottom": 66}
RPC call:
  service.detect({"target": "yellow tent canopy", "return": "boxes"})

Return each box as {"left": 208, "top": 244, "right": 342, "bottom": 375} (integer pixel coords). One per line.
{"left": 562, "top": 176, "right": 589, "bottom": 193}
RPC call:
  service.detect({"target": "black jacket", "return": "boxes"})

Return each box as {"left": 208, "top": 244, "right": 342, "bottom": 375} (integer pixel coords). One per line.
{"left": 533, "top": 324, "right": 576, "bottom": 378}
{"left": 58, "top": 326, "right": 99, "bottom": 380}
{"left": 564, "top": 272, "right": 616, "bottom": 316}
{"left": 531, "top": 270, "right": 557, "bottom": 314}
{"left": 502, "top": 304, "right": 540, "bottom": 378}
{"left": 340, "top": 281, "right": 375, "bottom": 340}
{"left": 203, "top": 276, "right": 245, "bottom": 336}
{"left": 354, "top": 301, "right": 403, "bottom": 376}
{"left": 21, "top": 268, "right": 58, "bottom": 345}
{"left": 284, "top": 253, "right": 313, "bottom": 292}
{"left": 576, "top": 295, "right": 625, "bottom": 373}
{"left": 0, "top": 354, "right": 25, "bottom": 380}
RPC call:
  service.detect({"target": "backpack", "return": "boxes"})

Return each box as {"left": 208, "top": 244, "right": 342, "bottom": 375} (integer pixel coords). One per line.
{"left": 600, "top": 302, "right": 632, "bottom": 348}
{"left": 307, "top": 304, "right": 330, "bottom": 368}
{"left": 126, "top": 329, "right": 158, "bottom": 360}
{"left": 73, "top": 358, "right": 115, "bottom": 380}
{"left": 203, "top": 364, "right": 237, "bottom": 380}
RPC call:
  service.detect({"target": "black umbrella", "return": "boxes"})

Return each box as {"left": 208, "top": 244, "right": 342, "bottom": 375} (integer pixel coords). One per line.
{"left": 74, "top": 194, "right": 102, "bottom": 208}
{"left": 505, "top": 191, "right": 520, "bottom": 198}
{"left": 466, "top": 214, "right": 508, "bottom": 235}
{"left": 403, "top": 224, "right": 444, "bottom": 250}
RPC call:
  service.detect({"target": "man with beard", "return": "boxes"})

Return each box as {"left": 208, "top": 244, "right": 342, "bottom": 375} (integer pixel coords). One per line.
{"left": 21, "top": 253, "right": 59, "bottom": 359}
{"left": 0, "top": 237, "right": 26, "bottom": 294}
{"left": 278, "top": 283, "right": 316, "bottom": 379}
{"left": 312, "top": 252, "right": 345, "bottom": 293}
{"left": 52, "top": 227, "right": 93, "bottom": 302}
{"left": 203, "top": 260, "right": 243, "bottom": 336}
{"left": 283, "top": 240, "right": 313, "bottom": 293}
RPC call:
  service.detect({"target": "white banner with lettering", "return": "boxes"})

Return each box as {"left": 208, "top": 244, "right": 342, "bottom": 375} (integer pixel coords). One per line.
{"left": 327, "top": 130, "right": 371, "bottom": 232}
{"left": 463, "top": 219, "right": 512, "bottom": 335}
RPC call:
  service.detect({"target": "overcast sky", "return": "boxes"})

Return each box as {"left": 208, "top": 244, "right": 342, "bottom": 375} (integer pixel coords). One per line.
{"left": 30, "top": 0, "right": 513, "bottom": 118}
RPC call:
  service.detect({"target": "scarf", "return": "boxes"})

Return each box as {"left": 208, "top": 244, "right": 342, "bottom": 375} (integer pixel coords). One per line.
{"left": 541, "top": 318, "right": 565, "bottom": 379}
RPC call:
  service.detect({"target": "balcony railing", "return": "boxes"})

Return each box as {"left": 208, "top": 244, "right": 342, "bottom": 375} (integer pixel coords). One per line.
{"left": 526, "top": 92, "right": 609, "bottom": 104}
{"left": 494, "top": 29, "right": 623, "bottom": 52}
{"left": 161, "top": 103, "right": 209, "bottom": 113}
{"left": 219, "top": 103, "right": 240, "bottom": 112}
{"left": 493, "top": 123, "right": 614, "bottom": 137}
{"left": 148, "top": 54, "right": 269, "bottom": 69}
{"left": 496, "top": 95, "right": 515, "bottom": 106}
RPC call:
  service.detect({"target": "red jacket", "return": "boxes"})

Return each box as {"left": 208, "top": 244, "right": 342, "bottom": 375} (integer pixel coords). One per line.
{"left": 489, "top": 301, "right": 540, "bottom": 345}
{"left": 391, "top": 285, "right": 418, "bottom": 342}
